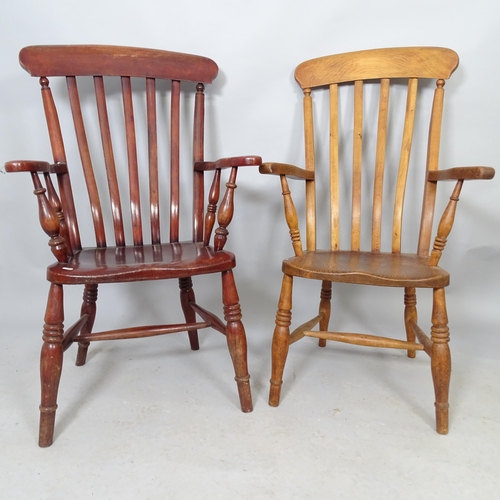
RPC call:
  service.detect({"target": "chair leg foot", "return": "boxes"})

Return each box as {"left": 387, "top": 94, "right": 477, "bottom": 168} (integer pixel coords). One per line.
{"left": 431, "top": 288, "right": 451, "bottom": 434}
{"left": 435, "top": 403, "right": 449, "bottom": 434}
{"left": 75, "top": 343, "right": 89, "bottom": 366}
{"left": 222, "top": 270, "right": 253, "bottom": 413}
{"left": 235, "top": 375, "right": 253, "bottom": 413}
{"left": 39, "top": 407, "right": 57, "bottom": 447}
{"left": 39, "top": 283, "right": 64, "bottom": 447}
{"left": 269, "top": 274, "right": 293, "bottom": 407}
{"left": 269, "top": 380, "right": 283, "bottom": 407}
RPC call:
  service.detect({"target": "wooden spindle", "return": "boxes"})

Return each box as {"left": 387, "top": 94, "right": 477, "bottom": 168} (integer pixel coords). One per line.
{"left": 418, "top": 79, "right": 446, "bottom": 257}
{"left": 352, "top": 80, "right": 363, "bottom": 251}
{"left": 94, "top": 76, "right": 125, "bottom": 246}
{"left": 67, "top": 76, "right": 106, "bottom": 247}
{"left": 214, "top": 167, "right": 237, "bottom": 251}
{"left": 146, "top": 77, "right": 161, "bottom": 244}
{"left": 121, "top": 76, "right": 143, "bottom": 246}
{"left": 372, "top": 78, "right": 390, "bottom": 251}
{"left": 43, "top": 173, "right": 71, "bottom": 257}
{"left": 429, "top": 180, "right": 463, "bottom": 266}
{"left": 303, "top": 88, "right": 316, "bottom": 251}
{"left": 392, "top": 77, "right": 418, "bottom": 253}
{"left": 204, "top": 169, "right": 221, "bottom": 246}
{"left": 280, "top": 175, "right": 303, "bottom": 257}
{"left": 40, "top": 77, "right": 66, "bottom": 165}
{"left": 170, "top": 79, "right": 181, "bottom": 243}
{"left": 329, "top": 83, "right": 340, "bottom": 251}
{"left": 193, "top": 83, "right": 205, "bottom": 243}
{"left": 31, "top": 172, "right": 68, "bottom": 263}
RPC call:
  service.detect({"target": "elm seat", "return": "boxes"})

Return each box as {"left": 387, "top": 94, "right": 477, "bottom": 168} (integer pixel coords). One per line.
{"left": 283, "top": 251, "right": 450, "bottom": 288}
{"left": 47, "top": 243, "right": 236, "bottom": 283}
{"left": 260, "top": 47, "right": 495, "bottom": 434}
{"left": 5, "top": 44, "right": 261, "bottom": 447}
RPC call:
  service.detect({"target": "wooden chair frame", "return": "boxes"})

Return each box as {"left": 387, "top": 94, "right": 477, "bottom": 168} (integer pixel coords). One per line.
{"left": 5, "top": 45, "right": 261, "bottom": 447}
{"left": 260, "top": 47, "right": 495, "bottom": 434}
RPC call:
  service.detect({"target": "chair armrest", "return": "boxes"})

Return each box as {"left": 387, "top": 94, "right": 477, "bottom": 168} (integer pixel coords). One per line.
{"left": 199, "top": 156, "right": 260, "bottom": 250}
{"left": 428, "top": 166, "right": 495, "bottom": 181}
{"left": 5, "top": 160, "right": 70, "bottom": 263}
{"left": 259, "top": 162, "right": 314, "bottom": 180}
{"left": 427, "top": 166, "right": 494, "bottom": 267}
{"left": 4, "top": 160, "right": 68, "bottom": 174}
{"left": 194, "top": 155, "right": 262, "bottom": 171}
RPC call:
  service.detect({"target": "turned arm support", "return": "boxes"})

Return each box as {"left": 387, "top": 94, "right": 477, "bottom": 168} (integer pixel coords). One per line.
{"left": 259, "top": 162, "right": 313, "bottom": 257}
{"left": 428, "top": 166, "right": 495, "bottom": 266}
{"left": 197, "top": 156, "right": 262, "bottom": 250}
{"left": 4, "top": 160, "right": 69, "bottom": 263}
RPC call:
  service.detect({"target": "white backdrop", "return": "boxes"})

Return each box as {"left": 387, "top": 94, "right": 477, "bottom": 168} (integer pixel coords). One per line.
{"left": 0, "top": 0, "right": 499, "bottom": 359}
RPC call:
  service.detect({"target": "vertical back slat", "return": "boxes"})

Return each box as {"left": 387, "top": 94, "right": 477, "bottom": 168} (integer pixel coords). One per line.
{"left": 193, "top": 83, "right": 205, "bottom": 243}
{"left": 371, "top": 78, "right": 390, "bottom": 251}
{"left": 351, "top": 80, "right": 363, "bottom": 251}
{"left": 329, "top": 84, "right": 340, "bottom": 251}
{"left": 40, "top": 77, "right": 82, "bottom": 252}
{"left": 146, "top": 78, "right": 160, "bottom": 245}
{"left": 94, "top": 76, "right": 125, "bottom": 246}
{"left": 170, "top": 80, "right": 181, "bottom": 242}
{"left": 392, "top": 77, "right": 418, "bottom": 253}
{"left": 303, "top": 88, "right": 316, "bottom": 251}
{"left": 67, "top": 76, "right": 106, "bottom": 247}
{"left": 121, "top": 76, "right": 143, "bottom": 246}
{"left": 418, "top": 79, "right": 446, "bottom": 257}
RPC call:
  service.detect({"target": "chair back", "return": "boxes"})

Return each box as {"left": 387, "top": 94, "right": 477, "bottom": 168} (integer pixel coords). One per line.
{"left": 19, "top": 45, "right": 219, "bottom": 253}
{"left": 294, "top": 47, "right": 459, "bottom": 256}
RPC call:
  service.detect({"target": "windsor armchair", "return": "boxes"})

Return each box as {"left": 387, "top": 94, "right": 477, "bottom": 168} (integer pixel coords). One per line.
{"left": 5, "top": 45, "right": 260, "bottom": 447}
{"left": 260, "top": 47, "right": 494, "bottom": 434}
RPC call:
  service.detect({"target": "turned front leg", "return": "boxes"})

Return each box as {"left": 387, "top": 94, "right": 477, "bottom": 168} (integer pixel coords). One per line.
{"left": 39, "top": 283, "right": 64, "bottom": 447}
{"left": 431, "top": 287, "right": 451, "bottom": 434}
{"left": 269, "top": 274, "right": 293, "bottom": 406}
{"left": 222, "top": 270, "right": 252, "bottom": 413}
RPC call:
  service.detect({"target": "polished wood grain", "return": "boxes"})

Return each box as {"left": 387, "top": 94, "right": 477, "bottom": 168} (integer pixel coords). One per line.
{"left": 261, "top": 46, "right": 495, "bottom": 434}
{"left": 392, "top": 77, "right": 418, "bottom": 253}
{"left": 372, "top": 78, "right": 390, "bottom": 252}
{"left": 294, "top": 47, "right": 459, "bottom": 88}
{"left": 19, "top": 45, "right": 219, "bottom": 83}
{"left": 6, "top": 45, "right": 261, "bottom": 446}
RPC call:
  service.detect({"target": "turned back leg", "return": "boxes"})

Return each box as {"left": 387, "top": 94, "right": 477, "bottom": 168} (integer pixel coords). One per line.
{"left": 318, "top": 280, "right": 332, "bottom": 347}
{"left": 404, "top": 287, "right": 417, "bottom": 358}
{"left": 179, "top": 277, "right": 200, "bottom": 351}
{"left": 76, "top": 284, "right": 98, "bottom": 366}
